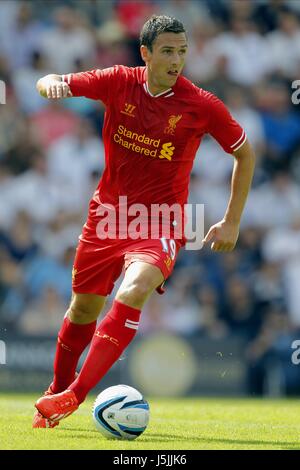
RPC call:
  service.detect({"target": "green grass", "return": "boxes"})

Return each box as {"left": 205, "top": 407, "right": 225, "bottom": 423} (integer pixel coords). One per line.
{"left": 0, "top": 394, "right": 300, "bottom": 450}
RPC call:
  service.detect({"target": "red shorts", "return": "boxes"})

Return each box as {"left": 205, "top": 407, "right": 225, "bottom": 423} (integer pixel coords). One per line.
{"left": 72, "top": 217, "right": 182, "bottom": 297}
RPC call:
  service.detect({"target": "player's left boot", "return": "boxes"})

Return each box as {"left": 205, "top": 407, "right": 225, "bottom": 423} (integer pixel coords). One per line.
{"left": 35, "top": 389, "right": 79, "bottom": 422}
{"left": 33, "top": 373, "right": 79, "bottom": 428}
{"left": 32, "top": 384, "right": 59, "bottom": 428}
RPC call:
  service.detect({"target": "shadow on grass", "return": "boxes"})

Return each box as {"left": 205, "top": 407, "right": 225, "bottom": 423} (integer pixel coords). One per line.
{"left": 143, "top": 433, "right": 299, "bottom": 449}
{"left": 55, "top": 429, "right": 300, "bottom": 449}
{"left": 57, "top": 427, "right": 99, "bottom": 434}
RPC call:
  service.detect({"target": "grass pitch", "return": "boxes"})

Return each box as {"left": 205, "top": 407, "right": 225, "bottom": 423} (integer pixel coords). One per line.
{"left": 0, "top": 393, "right": 300, "bottom": 450}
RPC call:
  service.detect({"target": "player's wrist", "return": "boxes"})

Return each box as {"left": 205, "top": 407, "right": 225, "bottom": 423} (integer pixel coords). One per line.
{"left": 221, "top": 215, "right": 240, "bottom": 226}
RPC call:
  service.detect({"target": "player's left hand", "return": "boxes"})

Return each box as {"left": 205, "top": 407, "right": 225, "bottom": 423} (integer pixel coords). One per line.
{"left": 202, "top": 219, "right": 239, "bottom": 252}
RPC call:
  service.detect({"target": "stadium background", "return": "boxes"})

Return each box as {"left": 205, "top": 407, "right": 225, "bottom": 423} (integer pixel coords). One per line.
{"left": 0, "top": 0, "right": 300, "bottom": 398}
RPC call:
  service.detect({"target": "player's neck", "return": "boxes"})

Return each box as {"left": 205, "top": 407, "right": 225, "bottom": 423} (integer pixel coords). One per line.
{"left": 145, "top": 70, "right": 172, "bottom": 96}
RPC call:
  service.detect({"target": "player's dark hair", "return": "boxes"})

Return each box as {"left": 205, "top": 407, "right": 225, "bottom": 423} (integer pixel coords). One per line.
{"left": 140, "top": 15, "right": 186, "bottom": 52}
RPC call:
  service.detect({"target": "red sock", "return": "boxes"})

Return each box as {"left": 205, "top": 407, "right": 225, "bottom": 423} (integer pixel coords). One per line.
{"left": 69, "top": 300, "right": 141, "bottom": 403}
{"left": 52, "top": 316, "right": 97, "bottom": 393}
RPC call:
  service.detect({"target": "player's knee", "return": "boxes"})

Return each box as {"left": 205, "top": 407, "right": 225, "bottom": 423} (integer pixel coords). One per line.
{"left": 68, "top": 303, "right": 97, "bottom": 324}
{"left": 117, "top": 281, "right": 152, "bottom": 309}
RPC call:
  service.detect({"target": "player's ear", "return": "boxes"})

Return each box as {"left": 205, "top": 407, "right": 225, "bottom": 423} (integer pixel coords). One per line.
{"left": 140, "top": 45, "right": 150, "bottom": 64}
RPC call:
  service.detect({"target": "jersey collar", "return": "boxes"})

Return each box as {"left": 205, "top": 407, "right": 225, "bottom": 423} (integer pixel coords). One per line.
{"left": 143, "top": 81, "right": 175, "bottom": 98}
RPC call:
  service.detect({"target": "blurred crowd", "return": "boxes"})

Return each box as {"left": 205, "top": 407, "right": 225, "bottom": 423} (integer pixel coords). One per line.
{"left": 1, "top": 0, "right": 300, "bottom": 395}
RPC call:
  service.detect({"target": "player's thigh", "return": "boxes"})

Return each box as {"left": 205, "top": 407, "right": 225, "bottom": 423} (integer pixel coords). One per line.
{"left": 68, "top": 292, "right": 107, "bottom": 324}
{"left": 121, "top": 261, "right": 164, "bottom": 292}
{"left": 116, "top": 261, "right": 164, "bottom": 308}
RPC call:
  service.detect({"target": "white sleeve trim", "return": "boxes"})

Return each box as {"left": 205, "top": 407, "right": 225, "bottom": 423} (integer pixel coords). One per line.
{"left": 232, "top": 133, "right": 247, "bottom": 152}
{"left": 62, "top": 74, "right": 71, "bottom": 85}
{"left": 230, "top": 129, "right": 245, "bottom": 149}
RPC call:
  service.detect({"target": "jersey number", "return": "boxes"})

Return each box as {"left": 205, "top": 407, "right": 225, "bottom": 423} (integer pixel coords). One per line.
{"left": 160, "top": 238, "right": 176, "bottom": 260}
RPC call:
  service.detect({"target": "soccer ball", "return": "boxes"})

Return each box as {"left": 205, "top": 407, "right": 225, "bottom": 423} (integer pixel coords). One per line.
{"left": 92, "top": 385, "right": 150, "bottom": 440}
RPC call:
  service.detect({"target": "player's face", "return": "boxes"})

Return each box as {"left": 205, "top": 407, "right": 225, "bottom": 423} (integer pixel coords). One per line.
{"left": 141, "top": 32, "right": 188, "bottom": 95}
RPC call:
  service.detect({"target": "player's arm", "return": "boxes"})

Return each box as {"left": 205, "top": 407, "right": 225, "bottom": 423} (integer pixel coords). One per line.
{"left": 37, "top": 66, "right": 121, "bottom": 103}
{"left": 36, "top": 74, "right": 73, "bottom": 99}
{"left": 224, "top": 138, "right": 256, "bottom": 227}
{"left": 202, "top": 139, "right": 256, "bottom": 251}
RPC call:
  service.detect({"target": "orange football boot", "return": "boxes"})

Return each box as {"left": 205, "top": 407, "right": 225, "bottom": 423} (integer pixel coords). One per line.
{"left": 32, "top": 384, "right": 59, "bottom": 428}
{"left": 35, "top": 389, "right": 79, "bottom": 422}
{"left": 33, "top": 373, "right": 78, "bottom": 428}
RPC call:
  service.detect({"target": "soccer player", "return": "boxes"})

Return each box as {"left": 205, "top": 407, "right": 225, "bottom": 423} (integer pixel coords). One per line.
{"left": 33, "top": 15, "right": 255, "bottom": 427}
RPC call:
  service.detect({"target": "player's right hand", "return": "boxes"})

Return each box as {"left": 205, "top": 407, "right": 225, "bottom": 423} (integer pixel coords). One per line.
{"left": 45, "top": 81, "right": 73, "bottom": 99}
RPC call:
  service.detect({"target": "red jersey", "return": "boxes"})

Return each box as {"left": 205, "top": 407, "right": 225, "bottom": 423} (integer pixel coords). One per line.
{"left": 63, "top": 66, "right": 245, "bottom": 238}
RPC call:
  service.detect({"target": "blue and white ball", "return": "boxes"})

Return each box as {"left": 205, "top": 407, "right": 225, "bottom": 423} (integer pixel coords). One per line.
{"left": 92, "top": 385, "right": 150, "bottom": 440}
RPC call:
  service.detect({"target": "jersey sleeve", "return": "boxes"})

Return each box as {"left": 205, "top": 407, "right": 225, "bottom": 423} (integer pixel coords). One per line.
{"left": 62, "top": 65, "right": 120, "bottom": 105}
{"left": 206, "top": 92, "right": 247, "bottom": 154}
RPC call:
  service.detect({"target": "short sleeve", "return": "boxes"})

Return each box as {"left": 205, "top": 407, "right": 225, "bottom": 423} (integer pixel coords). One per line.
{"left": 206, "top": 93, "right": 247, "bottom": 154}
{"left": 62, "top": 66, "right": 119, "bottom": 105}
